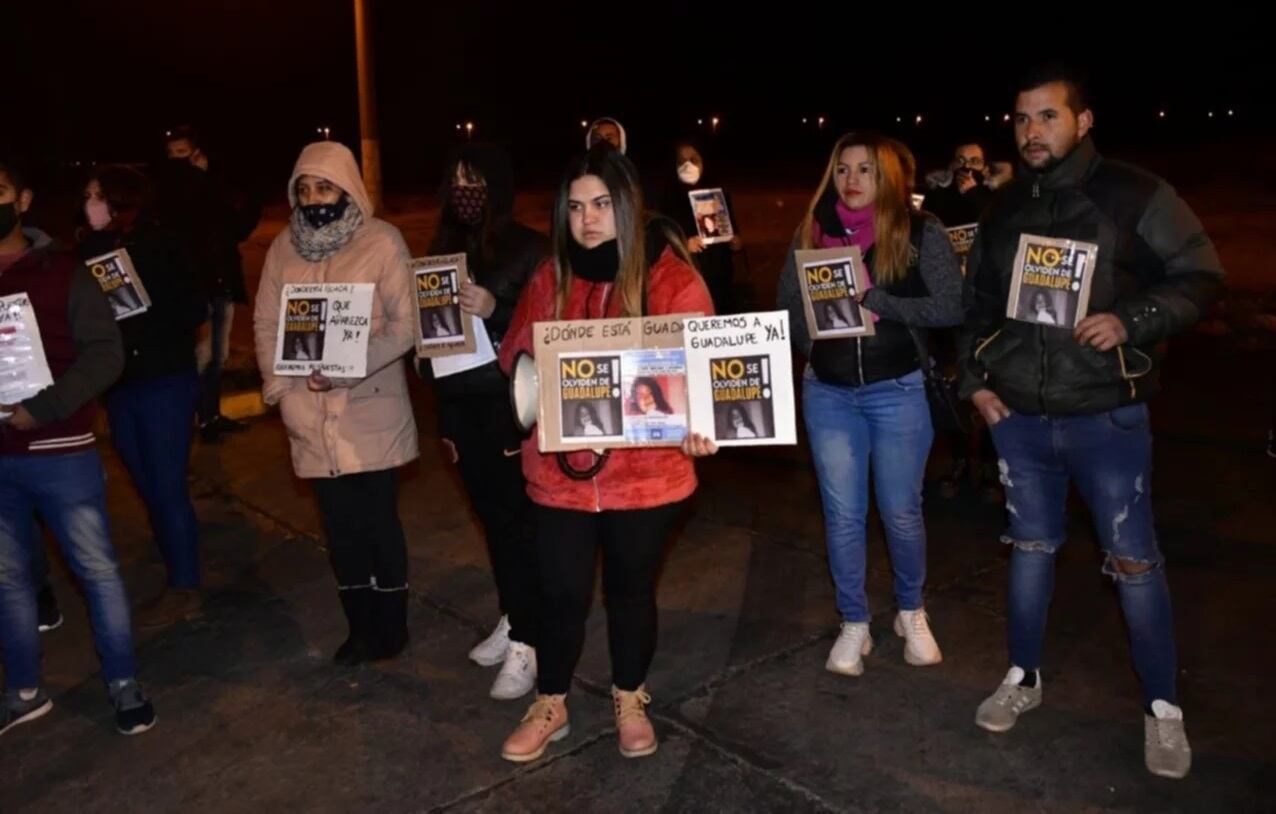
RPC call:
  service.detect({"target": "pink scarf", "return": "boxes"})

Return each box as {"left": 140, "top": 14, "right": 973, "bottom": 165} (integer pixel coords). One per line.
{"left": 812, "top": 201, "right": 878, "bottom": 319}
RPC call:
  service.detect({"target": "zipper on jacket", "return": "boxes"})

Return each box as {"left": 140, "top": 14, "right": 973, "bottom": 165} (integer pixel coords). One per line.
{"left": 855, "top": 337, "right": 865, "bottom": 385}
{"left": 592, "top": 475, "right": 602, "bottom": 513}
{"left": 1032, "top": 180, "right": 1041, "bottom": 198}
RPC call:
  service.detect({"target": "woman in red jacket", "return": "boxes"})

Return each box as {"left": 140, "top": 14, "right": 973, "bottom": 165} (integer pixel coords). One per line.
{"left": 497, "top": 145, "right": 716, "bottom": 763}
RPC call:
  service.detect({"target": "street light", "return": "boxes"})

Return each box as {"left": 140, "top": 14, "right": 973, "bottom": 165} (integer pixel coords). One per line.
{"left": 316, "top": 126, "right": 331, "bottom": 140}
{"left": 580, "top": 120, "right": 588, "bottom": 129}
{"left": 711, "top": 116, "right": 720, "bottom": 131}
{"left": 915, "top": 114, "right": 923, "bottom": 125}
{"left": 465, "top": 122, "right": 474, "bottom": 140}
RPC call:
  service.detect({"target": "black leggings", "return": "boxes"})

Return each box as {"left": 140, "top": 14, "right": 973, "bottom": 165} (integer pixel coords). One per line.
{"left": 535, "top": 501, "right": 686, "bottom": 695}
{"left": 312, "top": 469, "right": 408, "bottom": 591}
{"left": 439, "top": 394, "right": 537, "bottom": 645}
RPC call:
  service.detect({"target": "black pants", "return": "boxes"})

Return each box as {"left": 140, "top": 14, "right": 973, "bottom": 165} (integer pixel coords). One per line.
{"left": 535, "top": 501, "right": 686, "bottom": 695}
{"left": 312, "top": 469, "right": 408, "bottom": 591}
{"left": 440, "top": 394, "right": 538, "bottom": 646}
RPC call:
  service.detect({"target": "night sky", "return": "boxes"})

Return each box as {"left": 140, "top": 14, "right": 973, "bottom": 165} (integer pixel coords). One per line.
{"left": 7, "top": 3, "right": 1272, "bottom": 192}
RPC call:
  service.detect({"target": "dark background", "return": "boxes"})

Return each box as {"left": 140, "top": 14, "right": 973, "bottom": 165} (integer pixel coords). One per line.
{"left": 5, "top": 3, "right": 1272, "bottom": 197}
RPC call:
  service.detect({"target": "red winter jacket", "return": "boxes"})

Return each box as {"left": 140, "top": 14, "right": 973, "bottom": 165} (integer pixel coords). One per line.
{"left": 498, "top": 247, "right": 713, "bottom": 512}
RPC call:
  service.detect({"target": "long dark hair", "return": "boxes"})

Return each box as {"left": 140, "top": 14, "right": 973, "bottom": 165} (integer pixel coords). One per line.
{"left": 728, "top": 403, "right": 758, "bottom": 435}
{"left": 430, "top": 144, "right": 516, "bottom": 272}
{"left": 629, "top": 376, "right": 673, "bottom": 414}
{"left": 577, "top": 401, "right": 603, "bottom": 430}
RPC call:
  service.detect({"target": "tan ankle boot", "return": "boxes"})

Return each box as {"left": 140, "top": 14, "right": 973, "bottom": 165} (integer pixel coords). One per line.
{"left": 613, "top": 686, "right": 657, "bottom": 758}
{"left": 501, "top": 694, "right": 569, "bottom": 763}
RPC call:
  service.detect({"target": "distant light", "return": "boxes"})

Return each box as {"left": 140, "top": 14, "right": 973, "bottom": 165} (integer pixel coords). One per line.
{"left": 984, "top": 115, "right": 991, "bottom": 122}
{"left": 802, "top": 117, "right": 808, "bottom": 124}
{"left": 1208, "top": 111, "right": 1215, "bottom": 118}
{"left": 712, "top": 116, "right": 720, "bottom": 126}
{"left": 164, "top": 130, "right": 172, "bottom": 137}
{"left": 697, "top": 118, "right": 704, "bottom": 125}
{"left": 580, "top": 120, "right": 588, "bottom": 128}
{"left": 1228, "top": 109, "right": 1235, "bottom": 116}
{"left": 1158, "top": 111, "right": 1166, "bottom": 119}
{"left": 455, "top": 123, "right": 461, "bottom": 131}
{"left": 915, "top": 115, "right": 923, "bottom": 125}
{"left": 817, "top": 116, "right": 825, "bottom": 128}
{"left": 896, "top": 116, "right": 902, "bottom": 123}
{"left": 1003, "top": 113, "right": 1011, "bottom": 122}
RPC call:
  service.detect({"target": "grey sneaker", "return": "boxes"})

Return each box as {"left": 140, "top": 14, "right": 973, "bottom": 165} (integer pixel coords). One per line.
{"left": 1145, "top": 700, "right": 1191, "bottom": 779}
{"left": 1, "top": 688, "right": 53, "bottom": 737}
{"left": 975, "top": 667, "right": 1042, "bottom": 733}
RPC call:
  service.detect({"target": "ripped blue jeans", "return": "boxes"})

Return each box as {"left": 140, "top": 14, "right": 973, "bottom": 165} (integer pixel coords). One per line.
{"left": 989, "top": 404, "right": 1176, "bottom": 705}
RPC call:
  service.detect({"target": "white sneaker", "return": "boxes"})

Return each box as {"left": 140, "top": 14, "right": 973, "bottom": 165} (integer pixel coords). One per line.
{"left": 490, "top": 642, "right": 537, "bottom": 700}
{"left": 469, "top": 615, "right": 511, "bottom": 667}
{"left": 825, "top": 622, "right": 873, "bottom": 676}
{"left": 893, "top": 608, "right": 942, "bottom": 666}
{"left": 1145, "top": 700, "right": 1192, "bottom": 779}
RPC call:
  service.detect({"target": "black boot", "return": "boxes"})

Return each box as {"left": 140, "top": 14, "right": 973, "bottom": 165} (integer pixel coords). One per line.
{"left": 334, "top": 588, "right": 374, "bottom": 666}
{"left": 369, "top": 589, "right": 409, "bottom": 661}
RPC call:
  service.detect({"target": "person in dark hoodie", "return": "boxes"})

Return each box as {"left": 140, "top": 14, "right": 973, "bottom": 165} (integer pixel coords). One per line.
{"left": 0, "top": 153, "right": 156, "bottom": 737}
{"left": 77, "top": 165, "right": 206, "bottom": 631}
{"left": 656, "top": 140, "right": 742, "bottom": 313}
{"left": 160, "top": 126, "right": 263, "bottom": 443}
{"left": 422, "top": 143, "right": 547, "bottom": 701}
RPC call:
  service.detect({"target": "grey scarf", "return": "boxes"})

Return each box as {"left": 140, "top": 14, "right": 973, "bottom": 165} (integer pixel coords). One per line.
{"left": 289, "top": 201, "right": 365, "bottom": 262}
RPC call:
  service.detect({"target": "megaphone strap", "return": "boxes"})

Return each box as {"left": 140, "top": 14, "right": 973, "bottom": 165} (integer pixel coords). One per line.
{"left": 556, "top": 450, "right": 611, "bottom": 480}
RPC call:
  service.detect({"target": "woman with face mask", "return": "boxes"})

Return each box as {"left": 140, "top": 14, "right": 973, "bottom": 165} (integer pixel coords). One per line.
{"left": 76, "top": 166, "right": 206, "bottom": 632}
{"left": 777, "top": 132, "right": 964, "bottom": 679}
{"left": 496, "top": 145, "right": 717, "bottom": 764}
{"left": 253, "top": 142, "right": 418, "bottom": 666}
{"left": 422, "top": 143, "right": 548, "bottom": 701}
{"left": 657, "top": 140, "right": 741, "bottom": 314}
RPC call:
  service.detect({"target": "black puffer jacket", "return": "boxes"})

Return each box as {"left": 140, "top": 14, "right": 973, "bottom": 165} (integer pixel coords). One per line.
{"left": 423, "top": 144, "right": 547, "bottom": 398}
{"left": 957, "top": 137, "right": 1225, "bottom": 415}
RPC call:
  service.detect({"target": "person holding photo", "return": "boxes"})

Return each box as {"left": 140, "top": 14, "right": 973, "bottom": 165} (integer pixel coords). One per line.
{"left": 657, "top": 140, "right": 742, "bottom": 313}
{"left": 575, "top": 402, "right": 607, "bottom": 437}
{"left": 497, "top": 145, "right": 715, "bottom": 763}
{"left": 420, "top": 143, "right": 547, "bottom": 700}
{"left": 777, "top": 132, "right": 963, "bottom": 678}
{"left": 1025, "top": 290, "right": 1059, "bottom": 325}
{"left": 253, "top": 142, "right": 417, "bottom": 666}
{"left": 726, "top": 404, "right": 758, "bottom": 439}
{"left": 77, "top": 166, "right": 207, "bottom": 631}
{"left": 628, "top": 377, "right": 673, "bottom": 417}
{"left": 959, "top": 65, "right": 1224, "bottom": 779}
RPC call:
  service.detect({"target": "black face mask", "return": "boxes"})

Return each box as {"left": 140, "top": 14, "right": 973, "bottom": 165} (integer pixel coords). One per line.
{"left": 300, "top": 196, "right": 350, "bottom": 229}
{"left": 0, "top": 202, "right": 20, "bottom": 240}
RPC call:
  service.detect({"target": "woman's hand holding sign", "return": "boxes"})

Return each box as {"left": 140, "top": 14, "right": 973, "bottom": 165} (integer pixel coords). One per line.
{"left": 459, "top": 281, "right": 496, "bottom": 319}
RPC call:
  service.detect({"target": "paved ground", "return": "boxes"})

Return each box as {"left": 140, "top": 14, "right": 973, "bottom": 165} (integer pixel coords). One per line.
{"left": 3, "top": 327, "right": 1273, "bottom": 811}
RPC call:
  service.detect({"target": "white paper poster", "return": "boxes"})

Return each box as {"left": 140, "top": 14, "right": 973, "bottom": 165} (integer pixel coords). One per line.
{"left": 430, "top": 314, "right": 498, "bottom": 379}
{"left": 273, "top": 283, "right": 375, "bottom": 378}
{"left": 0, "top": 292, "right": 55, "bottom": 409}
{"left": 683, "top": 311, "right": 796, "bottom": 446}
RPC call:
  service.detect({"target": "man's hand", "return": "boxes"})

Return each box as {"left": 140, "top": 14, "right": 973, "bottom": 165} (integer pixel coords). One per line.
{"left": 971, "top": 389, "right": 1012, "bottom": 427}
{"left": 1074, "top": 313, "right": 1128, "bottom": 352}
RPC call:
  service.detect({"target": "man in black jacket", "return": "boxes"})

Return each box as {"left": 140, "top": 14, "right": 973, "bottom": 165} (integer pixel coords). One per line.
{"left": 958, "top": 65, "right": 1223, "bottom": 780}
{"left": 162, "top": 126, "right": 262, "bottom": 442}
{"left": 923, "top": 141, "right": 994, "bottom": 228}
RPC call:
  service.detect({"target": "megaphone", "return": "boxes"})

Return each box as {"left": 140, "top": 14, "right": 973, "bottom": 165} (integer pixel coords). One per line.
{"left": 509, "top": 351, "right": 539, "bottom": 434}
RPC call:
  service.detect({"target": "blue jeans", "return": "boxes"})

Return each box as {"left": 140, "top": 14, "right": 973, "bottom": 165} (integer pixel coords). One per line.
{"left": 196, "top": 297, "right": 234, "bottom": 425}
{"left": 804, "top": 369, "right": 934, "bottom": 623}
{"left": 0, "top": 450, "right": 138, "bottom": 688}
{"left": 107, "top": 370, "right": 201, "bottom": 589}
{"left": 989, "top": 403, "right": 1177, "bottom": 705}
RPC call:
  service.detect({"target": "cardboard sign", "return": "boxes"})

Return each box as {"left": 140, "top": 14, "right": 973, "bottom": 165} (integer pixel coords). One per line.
{"left": 533, "top": 314, "right": 693, "bottom": 452}
{"left": 85, "top": 248, "right": 151, "bottom": 321}
{"left": 684, "top": 311, "right": 796, "bottom": 447}
{"left": 946, "top": 223, "right": 979, "bottom": 257}
{"left": 688, "top": 188, "right": 735, "bottom": 246}
{"left": 0, "top": 292, "right": 55, "bottom": 409}
{"left": 411, "top": 254, "right": 477, "bottom": 358}
{"left": 794, "top": 247, "right": 876, "bottom": 340}
{"left": 1007, "top": 234, "right": 1099, "bottom": 330}
{"left": 273, "top": 283, "right": 375, "bottom": 378}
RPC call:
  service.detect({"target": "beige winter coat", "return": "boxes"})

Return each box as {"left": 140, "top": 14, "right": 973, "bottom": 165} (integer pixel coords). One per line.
{"left": 253, "top": 141, "right": 418, "bottom": 479}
